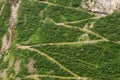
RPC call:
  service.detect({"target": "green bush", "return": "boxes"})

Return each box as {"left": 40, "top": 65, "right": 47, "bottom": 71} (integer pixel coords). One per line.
{"left": 55, "top": 0, "right": 72, "bottom": 6}
{"left": 91, "top": 12, "right": 120, "bottom": 41}
{"left": 15, "top": 1, "right": 47, "bottom": 43}
{"left": 44, "top": 6, "right": 94, "bottom": 22}
{"left": 71, "top": 0, "right": 82, "bottom": 8}
{"left": 31, "top": 22, "right": 84, "bottom": 44}
{"left": 0, "top": 2, "right": 11, "bottom": 48}
{"left": 34, "top": 42, "right": 120, "bottom": 80}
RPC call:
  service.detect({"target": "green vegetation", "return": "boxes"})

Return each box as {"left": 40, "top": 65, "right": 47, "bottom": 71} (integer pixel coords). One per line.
{"left": 14, "top": 0, "right": 96, "bottom": 45}
{"left": 26, "top": 21, "right": 85, "bottom": 44}
{"left": 40, "top": 77, "right": 75, "bottom": 80}
{"left": 33, "top": 42, "right": 120, "bottom": 80}
{"left": 55, "top": 0, "right": 72, "bottom": 6}
{"left": 0, "top": 1, "right": 4, "bottom": 8}
{"left": 15, "top": 0, "right": 47, "bottom": 43}
{"left": 0, "top": 48, "right": 73, "bottom": 79}
{"left": 48, "top": 0, "right": 83, "bottom": 8}
{"left": 71, "top": 0, "right": 82, "bottom": 8}
{"left": 67, "top": 18, "right": 97, "bottom": 28}
{"left": 91, "top": 12, "right": 120, "bottom": 41}
{"left": 0, "top": 0, "right": 120, "bottom": 80}
{"left": 0, "top": 2, "right": 11, "bottom": 48}
{"left": 44, "top": 5, "right": 94, "bottom": 22}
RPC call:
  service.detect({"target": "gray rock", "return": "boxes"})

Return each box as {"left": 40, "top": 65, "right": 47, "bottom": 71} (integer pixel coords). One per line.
{"left": 82, "top": 0, "right": 120, "bottom": 14}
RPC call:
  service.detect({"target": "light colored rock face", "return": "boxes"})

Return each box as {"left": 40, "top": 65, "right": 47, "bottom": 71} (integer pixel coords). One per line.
{"left": 82, "top": 0, "right": 120, "bottom": 14}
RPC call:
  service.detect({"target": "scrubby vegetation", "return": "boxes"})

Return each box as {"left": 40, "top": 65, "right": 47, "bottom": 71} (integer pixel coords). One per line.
{"left": 0, "top": 48, "right": 73, "bottom": 79}
{"left": 0, "top": 1, "right": 4, "bottom": 8}
{"left": 91, "top": 12, "right": 120, "bottom": 41}
{"left": 33, "top": 42, "right": 120, "bottom": 80}
{"left": 43, "top": 0, "right": 82, "bottom": 8}
{"left": 0, "top": 2, "right": 11, "bottom": 48}
{"left": 67, "top": 18, "right": 97, "bottom": 28}
{"left": 15, "top": 0, "right": 47, "bottom": 43}
{"left": 44, "top": 5, "right": 94, "bottom": 23}
{"left": 0, "top": 0, "right": 120, "bottom": 80}
{"left": 14, "top": 0, "right": 96, "bottom": 45}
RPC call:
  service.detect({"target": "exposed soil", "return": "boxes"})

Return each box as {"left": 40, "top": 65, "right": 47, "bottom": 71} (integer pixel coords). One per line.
{"left": 8, "top": 57, "right": 15, "bottom": 68}
{"left": 16, "top": 77, "right": 21, "bottom": 80}
{"left": 0, "top": 3, "right": 5, "bottom": 15}
{"left": 26, "top": 75, "right": 80, "bottom": 80}
{"left": 0, "top": 69, "right": 7, "bottom": 80}
{"left": 39, "top": 10, "right": 44, "bottom": 17}
{"left": 0, "top": 0, "right": 21, "bottom": 53}
{"left": 82, "top": 0, "right": 120, "bottom": 14}
{"left": 14, "top": 60, "right": 21, "bottom": 75}
{"left": 17, "top": 44, "right": 81, "bottom": 78}
{"left": 27, "top": 58, "right": 36, "bottom": 74}
{"left": 1, "top": 35, "right": 8, "bottom": 52}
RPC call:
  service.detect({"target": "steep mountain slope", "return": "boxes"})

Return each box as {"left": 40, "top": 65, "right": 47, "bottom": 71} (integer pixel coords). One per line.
{"left": 0, "top": 0, "right": 120, "bottom": 80}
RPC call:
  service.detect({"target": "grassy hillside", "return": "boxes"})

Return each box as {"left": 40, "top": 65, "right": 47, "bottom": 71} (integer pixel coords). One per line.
{"left": 0, "top": 0, "right": 120, "bottom": 80}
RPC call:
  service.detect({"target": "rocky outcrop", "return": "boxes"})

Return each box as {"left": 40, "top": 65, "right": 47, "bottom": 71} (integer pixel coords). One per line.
{"left": 82, "top": 0, "right": 120, "bottom": 14}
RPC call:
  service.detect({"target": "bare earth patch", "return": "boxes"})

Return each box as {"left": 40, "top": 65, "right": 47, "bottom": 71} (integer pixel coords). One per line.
{"left": 39, "top": 10, "right": 44, "bottom": 17}
{"left": 27, "top": 57, "right": 36, "bottom": 74}
{"left": 0, "top": 0, "right": 21, "bottom": 53}
{"left": 8, "top": 57, "right": 15, "bottom": 68}
{"left": 14, "top": 60, "right": 21, "bottom": 75}
{"left": 0, "top": 69, "right": 7, "bottom": 80}
{"left": 1, "top": 35, "right": 8, "bottom": 53}
{"left": 82, "top": 0, "right": 120, "bottom": 14}
{"left": 16, "top": 77, "right": 21, "bottom": 80}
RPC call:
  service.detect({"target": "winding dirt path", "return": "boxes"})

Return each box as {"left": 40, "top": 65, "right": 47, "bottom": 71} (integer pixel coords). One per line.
{"left": 0, "top": 3, "right": 5, "bottom": 16}
{"left": 14, "top": 60, "right": 21, "bottom": 75}
{"left": 16, "top": 44, "right": 84, "bottom": 79}
{"left": 56, "top": 23, "right": 109, "bottom": 41}
{"left": 26, "top": 75, "right": 87, "bottom": 80}
{"left": 57, "top": 16, "right": 100, "bottom": 24}
{"left": 31, "top": 39, "right": 106, "bottom": 46}
{"left": 36, "top": 0, "right": 95, "bottom": 15}
{"left": 0, "top": 0, "right": 21, "bottom": 53}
